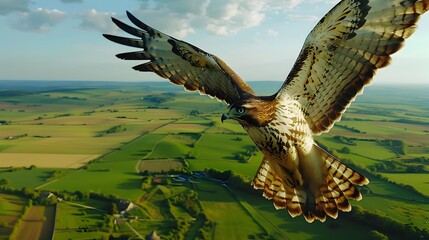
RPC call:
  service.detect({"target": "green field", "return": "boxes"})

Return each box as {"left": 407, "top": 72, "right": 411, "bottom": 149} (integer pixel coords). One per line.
{"left": 196, "top": 181, "right": 267, "bottom": 239}
{"left": 0, "top": 193, "right": 26, "bottom": 240}
{"left": 0, "top": 81, "right": 428, "bottom": 239}
{"left": 381, "top": 173, "right": 429, "bottom": 196}
{"left": 0, "top": 168, "right": 65, "bottom": 189}
{"left": 54, "top": 201, "right": 106, "bottom": 240}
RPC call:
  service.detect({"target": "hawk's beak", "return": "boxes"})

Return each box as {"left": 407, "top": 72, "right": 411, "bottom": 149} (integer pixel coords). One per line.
{"left": 221, "top": 110, "right": 230, "bottom": 123}
{"left": 221, "top": 113, "right": 228, "bottom": 123}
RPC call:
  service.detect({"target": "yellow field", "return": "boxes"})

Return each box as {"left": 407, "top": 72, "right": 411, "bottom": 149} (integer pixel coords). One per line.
{"left": 14, "top": 206, "right": 55, "bottom": 240}
{"left": 0, "top": 153, "right": 100, "bottom": 168}
{"left": 152, "top": 123, "right": 208, "bottom": 134}
{"left": 1, "top": 136, "right": 135, "bottom": 154}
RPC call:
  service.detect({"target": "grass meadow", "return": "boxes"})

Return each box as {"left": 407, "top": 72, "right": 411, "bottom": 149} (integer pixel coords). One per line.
{"left": 0, "top": 81, "right": 428, "bottom": 239}
{"left": 54, "top": 201, "right": 106, "bottom": 240}
{"left": 0, "top": 168, "right": 61, "bottom": 189}
{"left": 381, "top": 173, "right": 429, "bottom": 196}
{"left": 196, "top": 181, "right": 267, "bottom": 239}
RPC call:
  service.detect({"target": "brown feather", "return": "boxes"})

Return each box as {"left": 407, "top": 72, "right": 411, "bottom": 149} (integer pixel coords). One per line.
{"left": 103, "top": 11, "right": 255, "bottom": 104}
{"left": 277, "top": 0, "right": 429, "bottom": 135}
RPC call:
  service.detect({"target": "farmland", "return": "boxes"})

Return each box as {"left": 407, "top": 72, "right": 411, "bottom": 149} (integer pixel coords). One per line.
{"left": 0, "top": 80, "right": 428, "bottom": 239}
{"left": 13, "top": 206, "right": 56, "bottom": 240}
{"left": 0, "top": 193, "right": 26, "bottom": 239}
{"left": 53, "top": 200, "right": 107, "bottom": 240}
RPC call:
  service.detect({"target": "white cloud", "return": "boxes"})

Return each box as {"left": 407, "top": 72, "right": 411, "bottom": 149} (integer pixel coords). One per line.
{"left": 135, "top": 0, "right": 308, "bottom": 37}
{"left": 78, "top": 9, "right": 117, "bottom": 33}
{"left": 61, "top": 0, "right": 84, "bottom": 3}
{"left": 13, "top": 8, "right": 67, "bottom": 33}
{"left": 0, "top": 0, "right": 30, "bottom": 15}
{"left": 287, "top": 14, "right": 319, "bottom": 22}
{"left": 267, "top": 29, "right": 279, "bottom": 37}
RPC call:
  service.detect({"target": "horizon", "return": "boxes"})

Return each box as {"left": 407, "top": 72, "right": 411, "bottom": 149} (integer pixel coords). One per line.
{"left": 1, "top": 79, "right": 429, "bottom": 85}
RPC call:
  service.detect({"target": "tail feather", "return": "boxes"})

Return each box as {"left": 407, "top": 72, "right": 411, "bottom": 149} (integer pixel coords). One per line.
{"left": 325, "top": 174, "right": 351, "bottom": 212}
{"left": 317, "top": 181, "right": 339, "bottom": 219}
{"left": 252, "top": 158, "right": 303, "bottom": 218}
{"left": 309, "top": 145, "right": 367, "bottom": 216}
{"left": 320, "top": 146, "right": 369, "bottom": 186}
{"left": 252, "top": 145, "right": 369, "bottom": 223}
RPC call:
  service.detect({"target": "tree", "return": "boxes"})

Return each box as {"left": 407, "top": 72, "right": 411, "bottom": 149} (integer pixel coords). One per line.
{"left": 108, "top": 202, "right": 119, "bottom": 215}
{"left": 141, "top": 176, "right": 152, "bottom": 189}
{"left": 190, "top": 110, "right": 200, "bottom": 116}
{"left": 406, "top": 165, "right": 425, "bottom": 173}
{"left": 0, "top": 178, "right": 10, "bottom": 185}
{"left": 47, "top": 196, "right": 58, "bottom": 205}
{"left": 74, "top": 190, "right": 89, "bottom": 200}
{"left": 339, "top": 147, "right": 351, "bottom": 154}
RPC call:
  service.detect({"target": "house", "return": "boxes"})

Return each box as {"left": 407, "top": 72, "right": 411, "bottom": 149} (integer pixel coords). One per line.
{"left": 116, "top": 199, "right": 134, "bottom": 214}
{"left": 151, "top": 177, "right": 164, "bottom": 185}
{"left": 145, "top": 230, "right": 160, "bottom": 240}
{"left": 39, "top": 191, "right": 54, "bottom": 200}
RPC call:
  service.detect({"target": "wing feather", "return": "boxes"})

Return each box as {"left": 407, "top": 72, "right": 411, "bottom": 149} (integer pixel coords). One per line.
{"left": 104, "top": 11, "right": 255, "bottom": 104}
{"left": 276, "top": 0, "right": 428, "bottom": 134}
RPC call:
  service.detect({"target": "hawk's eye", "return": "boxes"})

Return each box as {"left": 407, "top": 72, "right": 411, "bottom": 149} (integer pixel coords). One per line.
{"left": 237, "top": 107, "right": 246, "bottom": 114}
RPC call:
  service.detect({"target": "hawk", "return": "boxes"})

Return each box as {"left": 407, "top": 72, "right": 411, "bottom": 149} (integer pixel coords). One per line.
{"left": 103, "top": 0, "right": 428, "bottom": 222}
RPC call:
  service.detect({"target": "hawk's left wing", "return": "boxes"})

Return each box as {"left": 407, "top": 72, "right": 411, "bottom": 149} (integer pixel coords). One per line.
{"left": 276, "top": 0, "right": 428, "bottom": 135}
{"left": 103, "top": 11, "right": 255, "bottom": 104}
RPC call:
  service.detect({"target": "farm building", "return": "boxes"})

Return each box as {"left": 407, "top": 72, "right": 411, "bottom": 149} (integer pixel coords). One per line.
{"left": 145, "top": 230, "right": 160, "bottom": 240}
{"left": 116, "top": 199, "right": 134, "bottom": 213}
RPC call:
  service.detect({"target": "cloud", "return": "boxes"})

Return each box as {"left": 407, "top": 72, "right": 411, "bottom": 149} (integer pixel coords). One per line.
{"left": 135, "top": 0, "right": 308, "bottom": 37}
{"left": 61, "top": 0, "right": 84, "bottom": 3}
{"left": 203, "top": 0, "right": 266, "bottom": 35}
{"left": 78, "top": 9, "right": 117, "bottom": 33}
{"left": 0, "top": 0, "right": 30, "bottom": 15}
{"left": 13, "top": 8, "right": 67, "bottom": 32}
{"left": 266, "top": 0, "right": 304, "bottom": 10}
{"left": 267, "top": 29, "right": 279, "bottom": 37}
{"left": 287, "top": 14, "right": 319, "bottom": 22}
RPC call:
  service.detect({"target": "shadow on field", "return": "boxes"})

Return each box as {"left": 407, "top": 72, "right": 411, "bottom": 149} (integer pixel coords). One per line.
{"left": 38, "top": 171, "right": 53, "bottom": 182}
{"left": 194, "top": 182, "right": 235, "bottom": 202}
{"left": 132, "top": 150, "right": 150, "bottom": 157}
{"left": 116, "top": 178, "right": 141, "bottom": 190}
{"left": 122, "top": 171, "right": 139, "bottom": 176}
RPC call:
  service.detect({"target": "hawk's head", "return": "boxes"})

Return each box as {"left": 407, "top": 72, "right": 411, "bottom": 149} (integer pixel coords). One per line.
{"left": 221, "top": 96, "right": 277, "bottom": 127}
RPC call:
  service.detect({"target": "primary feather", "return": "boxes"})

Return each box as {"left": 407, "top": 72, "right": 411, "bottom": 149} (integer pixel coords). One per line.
{"left": 103, "top": 11, "right": 254, "bottom": 104}
{"left": 277, "top": 0, "right": 429, "bottom": 134}
{"left": 104, "top": 0, "right": 428, "bottom": 223}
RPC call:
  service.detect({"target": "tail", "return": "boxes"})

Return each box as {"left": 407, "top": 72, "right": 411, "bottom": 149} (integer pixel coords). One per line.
{"left": 252, "top": 145, "right": 369, "bottom": 223}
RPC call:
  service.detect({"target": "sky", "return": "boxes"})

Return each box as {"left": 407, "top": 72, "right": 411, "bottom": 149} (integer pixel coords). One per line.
{"left": 0, "top": 0, "right": 428, "bottom": 84}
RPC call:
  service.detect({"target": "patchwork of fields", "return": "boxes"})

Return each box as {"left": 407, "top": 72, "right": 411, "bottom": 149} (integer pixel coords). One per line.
{"left": 0, "top": 81, "right": 428, "bottom": 239}
{"left": 14, "top": 206, "right": 56, "bottom": 240}
{"left": 0, "top": 193, "right": 26, "bottom": 239}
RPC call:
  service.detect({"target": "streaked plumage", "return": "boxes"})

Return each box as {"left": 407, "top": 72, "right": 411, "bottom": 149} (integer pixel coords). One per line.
{"left": 104, "top": 0, "right": 428, "bottom": 222}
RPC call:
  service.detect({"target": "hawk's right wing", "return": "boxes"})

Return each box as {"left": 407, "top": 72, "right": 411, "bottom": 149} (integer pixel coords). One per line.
{"left": 276, "top": 0, "right": 428, "bottom": 135}
{"left": 103, "top": 11, "right": 255, "bottom": 104}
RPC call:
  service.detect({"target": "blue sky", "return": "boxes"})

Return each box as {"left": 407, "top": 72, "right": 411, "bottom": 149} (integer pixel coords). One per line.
{"left": 1, "top": 0, "right": 428, "bottom": 84}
